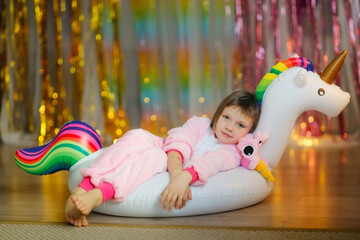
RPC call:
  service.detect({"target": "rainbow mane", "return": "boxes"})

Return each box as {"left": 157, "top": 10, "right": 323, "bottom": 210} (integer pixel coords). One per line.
{"left": 255, "top": 57, "right": 314, "bottom": 106}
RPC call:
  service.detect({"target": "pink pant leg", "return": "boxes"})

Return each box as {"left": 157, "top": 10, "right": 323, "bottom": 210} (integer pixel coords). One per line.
{"left": 103, "top": 148, "right": 167, "bottom": 202}
{"left": 80, "top": 129, "right": 164, "bottom": 187}
{"left": 80, "top": 129, "right": 166, "bottom": 202}
{"left": 79, "top": 176, "right": 95, "bottom": 191}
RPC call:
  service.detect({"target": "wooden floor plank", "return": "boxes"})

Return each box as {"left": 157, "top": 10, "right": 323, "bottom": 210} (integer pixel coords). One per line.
{"left": 1, "top": 143, "right": 360, "bottom": 230}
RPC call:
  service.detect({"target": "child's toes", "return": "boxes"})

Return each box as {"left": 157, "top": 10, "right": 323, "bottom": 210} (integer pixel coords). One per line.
{"left": 81, "top": 216, "right": 89, "bottom": 227}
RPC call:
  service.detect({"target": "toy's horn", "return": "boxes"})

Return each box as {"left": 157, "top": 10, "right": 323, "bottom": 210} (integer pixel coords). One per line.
{"left": 320, "top": 50, "right": 347, "bottom": 85}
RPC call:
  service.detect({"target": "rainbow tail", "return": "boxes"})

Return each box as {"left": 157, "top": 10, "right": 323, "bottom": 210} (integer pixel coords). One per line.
{"left": 14, "top": 121, "right": 102, "bottom": 175}
{"left": 255, "top": 160, "right": 275, "bottom": 183}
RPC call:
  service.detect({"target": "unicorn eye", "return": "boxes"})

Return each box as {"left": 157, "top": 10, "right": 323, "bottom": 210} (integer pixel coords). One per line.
{"left": 318, "top": 88, "right": 325, "bottom": 96}
{"left": 243, "top": 146, "right": 254, "bottom": 156}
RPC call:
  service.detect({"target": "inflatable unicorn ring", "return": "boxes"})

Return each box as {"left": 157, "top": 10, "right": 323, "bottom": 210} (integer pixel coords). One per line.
{"left": 15, "top": 51, "right": 350, "bottom": 217}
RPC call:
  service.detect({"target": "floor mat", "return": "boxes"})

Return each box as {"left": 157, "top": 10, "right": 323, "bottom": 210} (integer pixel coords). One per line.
{"left": 1, "top": 223, "right": 359, "bottom": 240}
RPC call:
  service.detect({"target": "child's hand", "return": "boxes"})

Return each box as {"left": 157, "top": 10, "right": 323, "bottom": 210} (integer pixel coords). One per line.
{"left": 160, "top": 171, "right": 193, "bottom": 211}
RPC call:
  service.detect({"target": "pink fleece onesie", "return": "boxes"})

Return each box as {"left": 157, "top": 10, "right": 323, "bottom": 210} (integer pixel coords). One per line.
{"left": 80, "top": 116, "right": 241, "bottom": 202}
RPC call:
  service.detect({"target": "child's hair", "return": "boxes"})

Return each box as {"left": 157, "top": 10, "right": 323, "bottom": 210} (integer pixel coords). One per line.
{"left": 210, "top": 90, "right": 260, "bottom": 133}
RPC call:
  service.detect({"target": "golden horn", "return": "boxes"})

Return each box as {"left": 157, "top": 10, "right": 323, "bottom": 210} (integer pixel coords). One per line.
{"left": 320, "top": 50, "right": 347, "bottom": 85}
{"left": 255, "top": 160, "right": 275, "bottom": 183}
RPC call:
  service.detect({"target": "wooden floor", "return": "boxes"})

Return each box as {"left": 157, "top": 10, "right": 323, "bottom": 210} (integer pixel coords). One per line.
{"left": 1, "top": 142, "right": 360, "bottom": 230}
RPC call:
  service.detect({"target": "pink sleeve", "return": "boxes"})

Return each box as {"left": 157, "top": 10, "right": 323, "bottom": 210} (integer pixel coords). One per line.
{"left": 163, "top": 116, "right": 210, "bottom": 163}
{"left": 183, "top": 167, "right": 199, "bottom": 184}
{"left": 186, "top": 145, "right": 241, "bottom": 185}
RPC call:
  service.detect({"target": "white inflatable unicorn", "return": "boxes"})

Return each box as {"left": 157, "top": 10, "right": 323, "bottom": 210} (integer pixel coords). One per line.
{"left": 15, "top": 52, "right": 350, "bottom": 217}
{"left": 66, "top": 51, "right": 350, "bottom": 217}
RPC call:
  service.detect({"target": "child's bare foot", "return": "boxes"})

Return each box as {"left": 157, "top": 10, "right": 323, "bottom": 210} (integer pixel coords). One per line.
{"left": 71, "top": 188, "right": 103, "bottom": 216}
{"left": 66, "top": 214, "right": 89, "bottom": 227}
{"left": 65, "top": 187, "right": 88, "bottom": 227}
{"left": 65, "top": 187, "right": 86, "bottom": 218}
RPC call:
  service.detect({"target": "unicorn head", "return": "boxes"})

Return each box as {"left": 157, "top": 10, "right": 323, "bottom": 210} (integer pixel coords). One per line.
{"left": 254, "top": 51, "right": 350, "bottom": 168}
{"left": 255, "top": 51, "right": 349, "bottom": 117}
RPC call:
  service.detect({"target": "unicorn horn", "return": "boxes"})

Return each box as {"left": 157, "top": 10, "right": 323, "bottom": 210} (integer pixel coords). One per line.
{"left": 320, "top": 50, "right": 347, "bottom": 85}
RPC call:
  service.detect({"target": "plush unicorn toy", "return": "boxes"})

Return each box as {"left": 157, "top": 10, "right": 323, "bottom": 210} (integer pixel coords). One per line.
{"left": 237, "top": 132, "right": 274, "bottom": 183}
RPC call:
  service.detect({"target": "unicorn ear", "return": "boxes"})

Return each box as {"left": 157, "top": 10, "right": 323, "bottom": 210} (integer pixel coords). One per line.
{"left": 294, "top": 69, "right": 307, "bottom": 88}
{"left": 260, "top": 133, "right": 270, "bottom": 144}
{"left": 291, "top": 53, "right": 300, "bottom": 58}
{"left": 254, "top": 131, "right": 261, "bottom": 140}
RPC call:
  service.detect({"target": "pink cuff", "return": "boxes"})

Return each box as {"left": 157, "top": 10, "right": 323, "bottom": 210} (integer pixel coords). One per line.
{"left": 166, "top": 149, "right": 184, "bottom": 162}
{"left": 184, "top": 167, "right": 199, "bottom": 184}
{"left": 79, "top": 176, "right": 95, "bottom": 191}
{"left": 97, "top": 182, "right": 115, "bottom": 203}
{"left": 79, "top": 177, "right": 115, "bottom": 203}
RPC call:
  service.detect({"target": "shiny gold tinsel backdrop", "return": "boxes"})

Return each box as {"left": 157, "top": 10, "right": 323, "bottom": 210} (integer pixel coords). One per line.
{"left": 0, "top": 0, "right": 359, "bottom": 146}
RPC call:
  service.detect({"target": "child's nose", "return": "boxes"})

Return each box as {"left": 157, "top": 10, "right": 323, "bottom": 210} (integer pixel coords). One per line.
{"left": 226, "top": 124, "right": 233, "bottom": 132}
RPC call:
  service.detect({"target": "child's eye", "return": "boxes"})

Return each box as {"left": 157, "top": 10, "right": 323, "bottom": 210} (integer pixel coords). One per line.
{"left": 223, "top": 115, "right": 229, "bottom": 120}
{"left": 237, "top": 123, "right": 244, "bottom": 128}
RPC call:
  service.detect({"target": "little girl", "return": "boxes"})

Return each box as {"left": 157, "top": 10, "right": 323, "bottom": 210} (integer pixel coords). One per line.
{"left": 65, "top": 90, "right": 260, "bottom": 227}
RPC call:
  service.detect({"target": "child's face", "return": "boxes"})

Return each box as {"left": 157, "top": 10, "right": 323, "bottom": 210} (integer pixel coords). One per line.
{"left": 213, "top": 105, "right": 253, "bottom": 144}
